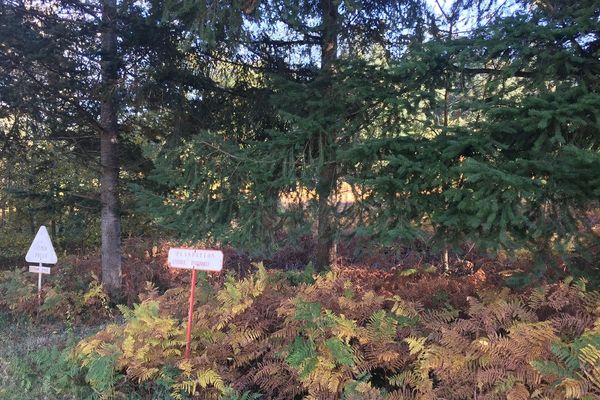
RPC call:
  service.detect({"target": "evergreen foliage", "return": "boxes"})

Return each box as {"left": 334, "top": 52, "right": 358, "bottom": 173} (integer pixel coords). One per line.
{"left": 132, "top": 0, "right": 600, "bottom": 271}
{"left": 1, "top": 0, "right": 598, "bottom": 271}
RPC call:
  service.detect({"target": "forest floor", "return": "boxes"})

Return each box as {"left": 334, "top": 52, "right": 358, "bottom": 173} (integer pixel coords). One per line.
{"left": 0, "top": 236, "right": 598, "bottom": 399}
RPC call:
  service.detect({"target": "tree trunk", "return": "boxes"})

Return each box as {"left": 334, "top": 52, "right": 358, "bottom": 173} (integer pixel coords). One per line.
{"left": 315, "top": 0, "right": 338, "bottom": 271}
{"left": 100, "top": 0, "right": 122, "bottom": 298}
{"left": 442, "top": 246, "right": 449, "bottom": 272}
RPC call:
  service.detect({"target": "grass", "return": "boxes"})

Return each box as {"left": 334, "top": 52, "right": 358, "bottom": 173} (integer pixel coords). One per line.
{"left": 0, "top": 312, "right": 108, "bottom": 400}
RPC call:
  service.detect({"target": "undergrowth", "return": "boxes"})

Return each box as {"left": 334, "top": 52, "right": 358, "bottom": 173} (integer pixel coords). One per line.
{"left": 68, "top": 264, "right": 600, "bottom": 400}
{"left": 0, "top": 266, "right": 112, "bottom": 323}
{"left": 0, "top": 312, "right": 100, "bottom": 400}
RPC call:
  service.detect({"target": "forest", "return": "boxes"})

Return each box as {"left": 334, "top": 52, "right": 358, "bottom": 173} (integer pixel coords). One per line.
{"left": 0, "top": 0, "right": 599, "bottom": 399}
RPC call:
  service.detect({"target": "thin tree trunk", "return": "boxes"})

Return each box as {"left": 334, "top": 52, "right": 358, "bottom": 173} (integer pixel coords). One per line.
{"left": 100, "top": 0, "right": 122, "bottom": 298}
{"left": 443, "top": 246, "right": 449, "bottom": 272}
{"left": 442, "top": 19, "right": 453, "bottom": 273}
{"left": 315, "top": 0, "right": 338, "bottom": 271}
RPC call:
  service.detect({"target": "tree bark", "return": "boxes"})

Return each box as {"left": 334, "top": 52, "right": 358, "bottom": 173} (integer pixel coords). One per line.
{"left": 100, "top": 0, "right": 122, "bottom": 298}
{"left": 315, "top": 0, "right": 338, "bottom": 271}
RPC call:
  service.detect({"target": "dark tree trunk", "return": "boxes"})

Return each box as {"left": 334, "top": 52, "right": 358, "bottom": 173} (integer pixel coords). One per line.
{"left": 100, "top": 0, "right": 122, "bottom": 298}
{"left": 315, "top": 0, "right": 338, "bottom": 271}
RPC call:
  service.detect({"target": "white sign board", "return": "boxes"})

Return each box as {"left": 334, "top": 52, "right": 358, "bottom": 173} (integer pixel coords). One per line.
{"left": 29, "top": 265, "right": 51, "bottom": 274}
{"left": 168, "top": 248, "right": 223, "bottom": 271}
{"left": 25, "top": 226, "right": 57, "bottom": 264}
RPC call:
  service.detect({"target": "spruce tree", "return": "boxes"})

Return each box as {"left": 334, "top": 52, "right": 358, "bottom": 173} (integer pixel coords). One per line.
{"left": 353, "top": 0, "right": 600, "bottom": 265}
{"left": 113, "top": 0, "right": 600, "bottom": 275}
{"left": 0, "top": 0, "right": 182, "bottom": 291}
{"left": 137, "top": 0, "right": 428, "bottom": 268}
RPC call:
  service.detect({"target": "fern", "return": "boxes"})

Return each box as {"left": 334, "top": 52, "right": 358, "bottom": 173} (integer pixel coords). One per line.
{"left": 325, "top": 337, "right": 356, "bottom": 366}
{"left": 366, "top": 310, "right": 398, "bottom": 343}
{"left": 287, "top": 336, "right": 318, "bottom": 377}
{"left": 559, "top": 377, "right": 589, "bottom": 399}
{"left": 295, "top": 300, "right": 322, "bottom": 322}
{"left": 197, "top": 368, "right": 225, "bottom": 391}
{"left": 404, "top": 336, "right": 427, "bottom": 356}
{"left": 84, "top": 353, "right": 120, "bottom": 395}
{"left": 531, "top": 360, "right": 574, "bottom": 379}
{"left": 330, "top": 313, "right": 360, "bottom": 343}
{"left": 68, "top": 268, "right": 600, "bottom": 399}
{"left": 286, "top": 263, "right": 316, "bottom": 286}
{"left": 551, "top": 341, "right": 581, "bottom": 370}
{"left": 221, "top": 386, "right": 262, "bottom": 400}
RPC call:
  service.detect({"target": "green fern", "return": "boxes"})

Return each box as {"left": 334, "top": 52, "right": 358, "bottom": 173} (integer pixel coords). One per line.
{"left": 287, "top": 336, "right": 318, "bottom": 378}
{"left": 222, "top": 386, "right": 262, "bottom": 400}
{"left": 84, "top": 353, "right": 120, "bottom": 395}
{"left": 551, "top": 342, "right": 581, "bottom": 370}
{"left": 294, "top": 301, "right": 322, "bottom": 322}
{"left": 287, "top": 336, "right": 317, "bottom": 366}
{"left": 366, "top": 310, "right": 398, "bottom": 343}
{"left": 325, "top": 337, "right": 356, "bottom": 366}
{"left": 531, "top": 360, "right": 574, "bottom": 379}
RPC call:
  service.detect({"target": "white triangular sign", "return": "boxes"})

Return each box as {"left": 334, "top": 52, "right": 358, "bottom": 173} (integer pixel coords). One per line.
{"left": 25, "top": 226, "right": 57, "bottom": 264}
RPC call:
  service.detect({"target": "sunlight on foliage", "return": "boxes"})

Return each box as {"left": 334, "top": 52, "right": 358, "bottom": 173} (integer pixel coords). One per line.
{"left": 67, "top": 267, "right": 600, "bottom": 399}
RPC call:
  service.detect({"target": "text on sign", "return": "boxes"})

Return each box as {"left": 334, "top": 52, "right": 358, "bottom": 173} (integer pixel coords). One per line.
{"left": 168, "top": 248, "right": 223, "bottom": 271}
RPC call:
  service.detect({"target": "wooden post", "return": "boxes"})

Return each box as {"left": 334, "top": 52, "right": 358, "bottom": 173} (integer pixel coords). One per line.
{"left": 37, "top": 262, "right": 42, "bottom": 298}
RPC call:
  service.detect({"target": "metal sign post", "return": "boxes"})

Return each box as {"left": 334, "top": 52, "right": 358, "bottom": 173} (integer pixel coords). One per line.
{"left": 185, "top": 269, "right": 197, "bottom": 359}
{"left": 168, "top": 248, "right": 224, "bottom": 359}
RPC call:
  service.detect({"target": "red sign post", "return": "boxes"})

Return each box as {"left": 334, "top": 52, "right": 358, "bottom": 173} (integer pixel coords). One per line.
{"left": 168, "top": 248, "right": 224, "bottom": 359}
